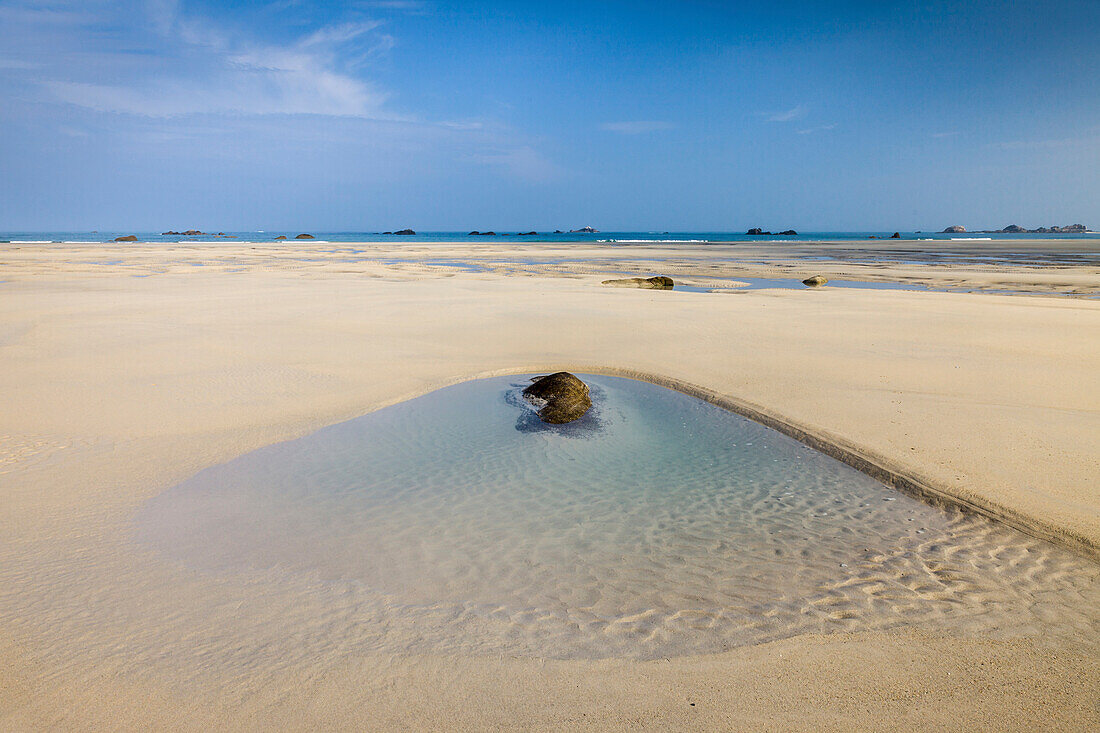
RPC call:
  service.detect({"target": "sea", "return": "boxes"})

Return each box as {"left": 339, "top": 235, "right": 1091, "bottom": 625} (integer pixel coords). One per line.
{"left": 1, "top": 230, "right": 1096, "bottom": 244}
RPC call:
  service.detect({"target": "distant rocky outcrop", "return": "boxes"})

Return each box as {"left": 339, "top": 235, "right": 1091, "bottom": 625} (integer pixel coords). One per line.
{"left": 802, "top": 275, "right": 828, "bottom": 287}
{"left": 746, "top": 228, "right": 798, "bottom": 236}
{"left": 522, "top": 372, "right": 592, "bottom": 424}
{"left": 295, "top": 233, "right": 315, "bottom": 239}
{"left": 553, "top": 230, "right": 564, "bottom": 234}
{"left": 114, "top": 235, "right": 138, "bottom": 242}
{"left": 601, "top": 276, "right": 674, "bottom": 289}
{"left": 394, "top": 229, "right": 416, "bottom": 236}
{"left": 942, "top": 225, "right": 966, "bottom": 233}
{"left": 518, "top": 231, "right": 537, "bottom": 236}
{"left": 570, "top": 226, "right": 598, "bottom": 233}
{"left": 468, "top": 231, "right": 496, "bottom": 236}
{"left": 976, "top": 224, "right": 1090, "bottom": 234}
{"left": 274, "top": 235, "right": 287, "bottom": 240}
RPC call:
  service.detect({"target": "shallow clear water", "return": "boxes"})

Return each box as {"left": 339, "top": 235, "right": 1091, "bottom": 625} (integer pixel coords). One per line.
{"left": 137, "top": 375, "right": 1098, "bottom": 659}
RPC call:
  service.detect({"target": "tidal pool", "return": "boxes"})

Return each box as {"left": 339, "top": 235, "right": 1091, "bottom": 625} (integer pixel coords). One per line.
{"left": 137, "top": 375, "right": 1098, "bottom": 659}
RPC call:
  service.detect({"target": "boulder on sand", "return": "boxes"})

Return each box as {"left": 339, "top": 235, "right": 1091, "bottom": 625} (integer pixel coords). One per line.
{"left": 601, "top": 276, "right": 674, "bottom": 289}
{"left": 522, "top": 372, "right": 592, "bottom": 424}
{"left": 802, "top": 275, "right": 828, "bottom": 287}
{"left": 114, "top": 235, "right": 138, "bottom": 242}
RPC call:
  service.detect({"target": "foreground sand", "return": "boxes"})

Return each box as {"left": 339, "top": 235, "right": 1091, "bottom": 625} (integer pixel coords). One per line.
{"left": 1, "top": 241, "right": 1098, "bottom": 730}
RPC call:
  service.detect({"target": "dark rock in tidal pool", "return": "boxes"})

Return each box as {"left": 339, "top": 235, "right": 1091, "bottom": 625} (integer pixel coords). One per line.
{"left": 295, "top": 233, "right": 315, "bottom": 239}
{"left": 802, "top": 275, "right": 828, "bottom": 287}
{"left": 942, "top": 225, "right": 966, "bottom": 233}
{"left": 114, "top": 235, "right": 138, "bottom": 242}
{"left": 274, "top": 236, "right": 287, "bottom": 240}
{"left": 891, "top": 232, "right": 901, "bottom": 238}
{"left": 601, "top": 276, "right": 675, "bottom": 289}
{"left": 522, "top": 372, "right": 592, "bottom": 424}
{"left": 394, "top": 229, "right": 416, "bottom": 235}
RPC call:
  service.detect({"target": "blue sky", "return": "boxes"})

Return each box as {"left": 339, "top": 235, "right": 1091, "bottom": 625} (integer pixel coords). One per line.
{"left": 1, "top": 0, "right": 1098, "bottom": 231}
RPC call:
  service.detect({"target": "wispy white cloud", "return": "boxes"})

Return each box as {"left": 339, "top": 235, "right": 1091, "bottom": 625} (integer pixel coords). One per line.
{"left": 766, "top": 105, "right": 805, "bottom": 122}
{"left": 600, "top": 121, "right": 673, "bottom": 134}
{"left": 466, "top": 146, "right": 562, "bottom": 182}
{"left": 797, "top": 123, "right": 836, "bottom": 135}
{"left": 38, "top": 9, "right": 399, "bottom": 119}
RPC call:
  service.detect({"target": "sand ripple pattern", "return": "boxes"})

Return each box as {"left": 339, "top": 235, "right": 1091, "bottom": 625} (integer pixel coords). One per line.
{"left": 137, "top": 376, "right": 1100, "bottom": 660}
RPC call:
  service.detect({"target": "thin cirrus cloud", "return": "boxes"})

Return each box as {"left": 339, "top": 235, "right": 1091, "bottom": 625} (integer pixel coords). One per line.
{"left": 6, "top": 2, "right": 401, "bottom": 120}
{"left": 797, "top": 123, "right": 837, "bottom": 135}
{"left": 766, "top": 105, "right": 805, "bottom": 122}
{"left": 600, "top": 121, "right": 674, "bottom": 134}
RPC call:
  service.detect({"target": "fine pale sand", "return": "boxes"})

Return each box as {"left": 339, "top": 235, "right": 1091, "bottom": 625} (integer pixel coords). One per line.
{"left": 1, "top": 240, "right": 1098, "bottom": 730}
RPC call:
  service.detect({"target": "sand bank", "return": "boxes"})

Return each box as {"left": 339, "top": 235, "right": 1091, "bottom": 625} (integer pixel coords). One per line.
{"left": 1, "top": 241, "right": 1097, "bottom": 729}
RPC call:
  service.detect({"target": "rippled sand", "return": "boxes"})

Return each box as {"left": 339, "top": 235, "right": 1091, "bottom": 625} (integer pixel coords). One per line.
{"left": 138, "top": 376, "right": 1099, "bottom": 661}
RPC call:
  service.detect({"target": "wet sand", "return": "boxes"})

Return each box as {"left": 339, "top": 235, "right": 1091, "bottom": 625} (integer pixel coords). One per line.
{"left": 1, "top": 240, "right": 1098, "bottom": 730}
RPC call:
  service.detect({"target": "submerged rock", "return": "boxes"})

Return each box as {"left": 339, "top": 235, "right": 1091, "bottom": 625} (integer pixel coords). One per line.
{"left": 802, "top": 275, "right": 828, "bottom": 287}
{"left": 114, "top": 235, "right": 138, "bottom": 242}
{"left": 522, "top": 372, "right": 592, "bottom": 424}
{"left": 601, "top": 276, "right": 675, "bottom": 289}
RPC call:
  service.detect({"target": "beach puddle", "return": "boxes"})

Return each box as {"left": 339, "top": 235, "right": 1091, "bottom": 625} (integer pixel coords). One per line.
{"left": 136, "top": 375, "right": 1098, "bottom": 659}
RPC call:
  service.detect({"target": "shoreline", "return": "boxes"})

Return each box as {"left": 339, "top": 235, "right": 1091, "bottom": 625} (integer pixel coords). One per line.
{"left": 1, "top": 242, "right": 1097, "bottom": 728}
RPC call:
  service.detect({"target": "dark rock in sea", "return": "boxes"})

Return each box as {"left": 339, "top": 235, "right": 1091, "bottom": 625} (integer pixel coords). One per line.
{"left": 553, "top": 230, "right": 564, "bottom": 234}
{"left": 942, "top": 225, "right": 966, "bottom": 233}
{"left": 114, "top": 235, "right": 138, "bottom": 242}
{"left": 890, "top": 232, "right": 901, "bottom": 238}
{"left": 162, "top": 231, "right": 179, "bottom": 235}
{"left": 746, "top": 228, "right": 763, "bottom": 235}
{"left": 394, "top": 229, "right": 416, "bottom": 236}
{"left": 1001, "top": 224, "right": 1027, "bottom": 233}
{"left": 802, "top": 275, "right": 828, "bottom": 287}
{"left": 518, "top": 231, "right": 537, "bottom": 236}
{"left": 779, "top": 230, "right": 798, "bottom": 235}
{"left": 274, "top": 236, "right": 287, "bottom": 240}
{"left": 522, "top": 372, "right": 592, "bottom": 424}
{"left": 295, "top": 234, "right": 315, "bottom": 239}
{"left": 601, "top": 276, "right": 674, "bottom": 290}
{"left": 1060, "top": 224, "right": 1087, "bottom": 233}
{"left": 469, "top": 231, "right": 496, "bottom": 236}
{"left": 570, "top": 226, "right": 598, "bottom": 233}
{"left": 183, "top": 230, "right": 203, "bottom": 236}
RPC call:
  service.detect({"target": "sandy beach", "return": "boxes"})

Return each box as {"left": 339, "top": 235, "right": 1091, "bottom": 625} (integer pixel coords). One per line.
{"left": 1, "top": 240, "right": 1098, "bottom": 730}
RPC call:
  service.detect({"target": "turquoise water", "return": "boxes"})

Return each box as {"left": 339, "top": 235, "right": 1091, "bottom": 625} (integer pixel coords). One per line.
{"left": 137, "top": 375, "right": 1098, "bottom": 659}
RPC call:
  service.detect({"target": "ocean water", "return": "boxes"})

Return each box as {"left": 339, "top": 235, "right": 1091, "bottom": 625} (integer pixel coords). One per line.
{"left": 136, "top": 375, "right": 1098, "bottom": 660}
{"left": 2, "top": 229, "right": 1096, "bottom": 244}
